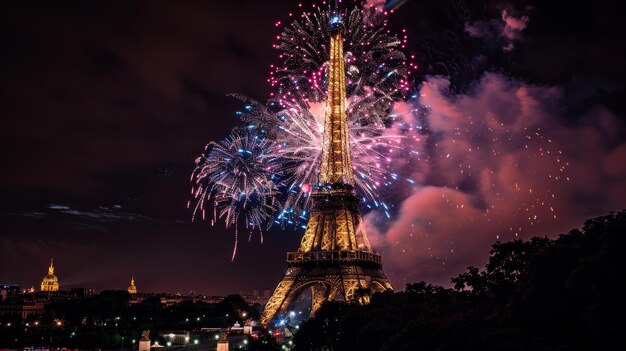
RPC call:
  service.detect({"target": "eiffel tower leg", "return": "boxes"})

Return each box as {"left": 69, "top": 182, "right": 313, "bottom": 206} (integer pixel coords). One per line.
{"left": 310, "top": 283, "right": 328, "bottom": 317}
{"left": 342, "top": 278, "right": 362, "bottom": 303}
{"left": 373, "top": 277, "right": 393, "bottom": 291}
{"left": 327, "top": 283, "right": 340, "bottom": 301}
{"left": 261, "top": 269, "right": 300, "bottom": 325}
{"left": 341, "top": 266, "right": 372, "bottom": 304}
{"left": 369, "top": 269, "right": 394, "bottom": 292}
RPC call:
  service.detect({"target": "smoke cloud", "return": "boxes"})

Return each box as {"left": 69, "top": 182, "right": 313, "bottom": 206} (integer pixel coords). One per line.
{"left": 465, "top": 7, "right": 530, "bottom": 51}
{"left": 368, "top": 72, "right": 626, "bottom": 288}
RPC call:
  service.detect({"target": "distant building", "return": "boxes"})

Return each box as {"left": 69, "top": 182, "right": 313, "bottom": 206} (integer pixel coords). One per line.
{"left": 128, "top": 276, "right": 137, "bottom": 294}
{"left": 146, "top": 293, "right": 225, "bottom": 307}
{"left": 70, "top": 287, "right": 95, "bottom": 298}
{"left": 40, "top": 259, "right": 59, "bottom": 292}
{"left": 1, "top": 284, "right": 20, "bottom": 295}
{"left": 1, "top": 284, "right": 20, "bottom": 301}
{"left": 0, "top": 301, "right": 45, "bottom": 318}
{"left": 229, "top": 321, "right": 243, "bottom": 333}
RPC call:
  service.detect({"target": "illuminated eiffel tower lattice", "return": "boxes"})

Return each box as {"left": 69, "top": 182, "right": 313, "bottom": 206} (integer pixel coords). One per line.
{"left": 261, "top": 13, "right": 393, "bottom": 325}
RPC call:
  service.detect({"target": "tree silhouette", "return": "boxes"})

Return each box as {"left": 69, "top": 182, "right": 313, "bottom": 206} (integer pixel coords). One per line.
{"left": 293, "top": 210, "right": 626, "bottom": 350}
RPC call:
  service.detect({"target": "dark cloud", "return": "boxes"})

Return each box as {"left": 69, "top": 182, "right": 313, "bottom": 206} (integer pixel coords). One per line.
{"left": 465, "top": 6, "right": 529, "bottom": 51}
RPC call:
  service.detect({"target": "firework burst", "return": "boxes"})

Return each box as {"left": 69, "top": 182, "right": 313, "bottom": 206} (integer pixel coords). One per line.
{"left": 190, "top": 4, "right": 421, "bottom": 254}
{"left": 234, "top": 95, "right": 420, "bottom": 226}
{"left": 270, "top": 6, "right": 412, "bottom": 125}
{"left": 190, "top": 132, "right": 280, "bottom": 260}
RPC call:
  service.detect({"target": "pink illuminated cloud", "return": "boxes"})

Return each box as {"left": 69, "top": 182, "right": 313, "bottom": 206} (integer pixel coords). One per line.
{"left": 367, "top": 73, "right": 626, "bottom": 288}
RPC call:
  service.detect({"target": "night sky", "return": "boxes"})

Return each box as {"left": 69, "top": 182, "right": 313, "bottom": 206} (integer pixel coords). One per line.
{"left": 2, "top": 0, "right": 626, "bottom": 295}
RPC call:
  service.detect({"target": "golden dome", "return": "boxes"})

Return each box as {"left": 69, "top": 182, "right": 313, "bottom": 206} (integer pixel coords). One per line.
{"left": 128, "top": 276, "right": 137, "bottom": 294}
{"left": 41, "top": 259, "right": 59, "bottom": 292}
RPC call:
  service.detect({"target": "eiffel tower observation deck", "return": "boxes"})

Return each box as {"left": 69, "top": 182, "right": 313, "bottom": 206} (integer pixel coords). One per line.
{"left": 260, "top": 12, "right": 393, "bottom": 325}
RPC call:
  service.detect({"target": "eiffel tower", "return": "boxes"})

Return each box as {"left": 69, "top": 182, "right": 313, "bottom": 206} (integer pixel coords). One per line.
{"left": 261, "top": 12, "right": 393, "bottom": 325}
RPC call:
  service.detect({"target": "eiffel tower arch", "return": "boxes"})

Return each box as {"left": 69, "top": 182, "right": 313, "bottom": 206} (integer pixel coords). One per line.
{"left": 261, "top": 12, "right": 393, "bottom": 325}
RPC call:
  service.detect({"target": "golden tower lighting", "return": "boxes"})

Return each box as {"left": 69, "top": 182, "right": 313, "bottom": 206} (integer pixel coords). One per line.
{"left": 41, "top": 258, "right": 59, "bottom": 292}
{"left": 128, "top": 276, "right": 138, "bottom": 294}
{"left": 261, "top": 12, "right": 393, "bottom": 325}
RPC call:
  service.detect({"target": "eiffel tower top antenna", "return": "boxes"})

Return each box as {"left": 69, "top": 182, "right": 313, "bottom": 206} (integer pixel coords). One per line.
{"left": 320, "top": 7, "right": 352, "bottom": 186}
